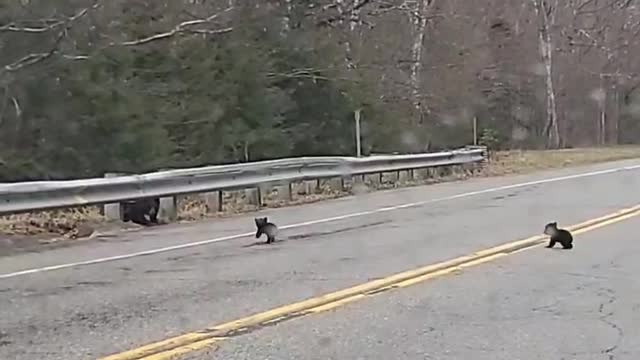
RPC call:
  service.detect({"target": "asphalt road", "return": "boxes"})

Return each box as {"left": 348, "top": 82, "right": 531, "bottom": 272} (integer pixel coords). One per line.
{"left": 0, "top": 158, "right": 639, "bottom": 359}
{"left": 200, "top": 211, "right": 640, "bottom": 360}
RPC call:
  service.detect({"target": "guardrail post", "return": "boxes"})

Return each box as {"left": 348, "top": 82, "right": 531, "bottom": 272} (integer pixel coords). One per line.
{"left": 245, "top": 188, "right": 260, "bottom": 206}
{"left": 413, "top": 168, "right": 426, "bottom": 180}
{"left": 203, "top": 191, "right": 223, "bottom": 213}
{"left": 399, "top": 170, "right": 411, "bottom": 183}
{"left": 303, "top": 180, "right": 315, "bottom": 195}
{"left": 103, "top": 172, "right": 125, "bottom": 221}
{"left": 327, "top": 177, "right": 343, "bottom": 192}
{"left": 259, "top": 184, "right": 273, "bottom": 205}
{"left": 462, "top": 163, "right": 475, "bottom": 176}
{"left": 389, "top": 171, "right": 399, "bottom": 183}
{"left": 453, "top": 164, "right": 465, "bottom": 176}
{"left": 156, "top": 168, "right": 178, "bottom": 222}
{"left": 158, "top": 196, "right": 177, "bottom": 223}
{"left": 296, "top": 180, "right": 315, "bottom": 196}
{"left": 341, "top": 176, "right": 352, "bottom": 191}
{"left": 275, "top": 183, "right": 292, "bottom": 202}
{"left": 365, "top": 173, "right": 380, "bottom": 187}
{"left": 351, "top": 174, "right": 368, "bottom": 194}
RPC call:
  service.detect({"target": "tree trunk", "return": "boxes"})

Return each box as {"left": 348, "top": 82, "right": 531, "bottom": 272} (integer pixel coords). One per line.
{"left": 410, "top": 0, "right": 433, "bottom": 122}
{"left": 599, "top": 76, "right": 606, "bottom": 145}
{"left": 532, "top": 0, "right": 560, "bottom": 148}
{"left": 335, "top": 0, "right": 355, "bottom": 69}
{"left": 281, "top": 0, "right": 292, "bottom": 35}
{"left": 611, "top": 82, "right": 619, "bottom": 144}
{"left": 350, "top": 0, "right": 360, "bottom": 32}
{"left": 243, "top": 140, "right": 250, "bottom": 162}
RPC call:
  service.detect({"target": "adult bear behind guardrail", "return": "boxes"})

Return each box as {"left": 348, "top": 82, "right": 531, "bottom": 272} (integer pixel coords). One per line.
{"left": 122, "top": 198, "right": 160, "bottom": 226}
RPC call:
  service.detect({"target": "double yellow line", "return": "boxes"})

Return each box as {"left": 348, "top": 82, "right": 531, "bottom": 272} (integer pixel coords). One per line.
{"left": 100, "top": 204, "right": 640, "bottom": 360}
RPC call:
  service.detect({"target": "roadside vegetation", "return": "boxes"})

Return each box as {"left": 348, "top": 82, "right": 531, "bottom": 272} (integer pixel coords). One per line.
{"left": 2, "top": 1, "right": 640, "bottom": 242}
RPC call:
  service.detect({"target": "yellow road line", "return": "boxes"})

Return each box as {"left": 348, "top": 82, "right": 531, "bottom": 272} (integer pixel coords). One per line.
{"left": 100, "top": 333, "right": 209, "bottom": 360}
{"left": 99, "top": 204, "right": 640, "bottom": 360}
{"left": 139, "top": 338, "right": 224, "bottom": 360}
{"left": 305, "top": 294, "right": 367, "bottom": 314}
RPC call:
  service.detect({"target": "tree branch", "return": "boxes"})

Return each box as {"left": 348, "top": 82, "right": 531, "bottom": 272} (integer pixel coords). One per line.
{"left": 0, "top": 3, "right": 101, "bottom": 74}
{"left": 114, "top": 7, "right": 233, "bottom": 47}
{"left": 11, "top": 96, "right": 21, "bottom": 119}
{"left": 0, "top": 3, "right": 98, "bottom": 33}
{"left": 308, "top": 0, "right": 378, "bottom": 28}
{"left": 0, "top": 6, "right": 234, "bottom": 74}
{"left": 1, "top": 27, "right": 67, "bottom": 73}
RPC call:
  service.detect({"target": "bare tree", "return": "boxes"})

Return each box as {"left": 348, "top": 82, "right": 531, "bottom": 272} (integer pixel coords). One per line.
{"left": 531, "top": 0, "right": 560, "bottom": 148}
{"left": 282, "top": 0, "right": 293, "bottom": 34}
{"left": 409, "top": 0, "right": 435, "bottom": 123}
{"left": 0, "top": 2, "right": 233, "bottom": 79}
{"left": 562, "top": 0, "right": 640, "bottom": 144}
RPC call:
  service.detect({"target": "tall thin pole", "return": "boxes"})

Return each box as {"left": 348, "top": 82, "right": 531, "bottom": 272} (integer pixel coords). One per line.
{"left": 355, "top": 109, "right": 362, "bottom": 157}
{"left": 473, "top": 116, "right": 478, "bottom": 145}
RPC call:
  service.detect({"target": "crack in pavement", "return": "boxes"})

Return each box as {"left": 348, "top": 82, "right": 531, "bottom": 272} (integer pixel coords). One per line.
{"left": 562, "top": 272, "right": 613, "bottom": 281}
{"left": 597, "top": 287, "right": 624, "bottom": 360}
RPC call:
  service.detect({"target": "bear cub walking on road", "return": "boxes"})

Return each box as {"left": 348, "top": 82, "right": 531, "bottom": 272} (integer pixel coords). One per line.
{"left": 254, "top": 217, "right": 278, "bottom": 244}
{"left": 543, "top": 222, "right": 573, "bottom": 249}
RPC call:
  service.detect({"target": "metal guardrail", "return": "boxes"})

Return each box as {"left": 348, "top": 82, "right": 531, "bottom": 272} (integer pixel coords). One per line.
{"left": 0, "top": 146, "right": 486, "bottom": 215}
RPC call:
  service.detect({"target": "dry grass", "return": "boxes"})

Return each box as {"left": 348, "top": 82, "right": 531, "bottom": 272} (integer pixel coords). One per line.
{"left": 2, "top": 146, "right": 640, "bottom": 241}
{"left": 0, "top": 206, "right": 105, "bottom": 241}
{"left": 176, "top": 180, "right": 347, "bottom": 221}
{"left": 483, "top": 146, "right": 640, "bottom": 176}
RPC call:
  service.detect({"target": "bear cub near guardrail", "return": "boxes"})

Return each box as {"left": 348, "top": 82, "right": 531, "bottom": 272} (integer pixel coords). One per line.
{"left": 255, "top": 217, "right": 278, "bottom": 244}
{"left": 122, "top": 198, "right": 160, "bottom": 226}
{"left": 543, "top": 222, "right": 573, "bottom": 249}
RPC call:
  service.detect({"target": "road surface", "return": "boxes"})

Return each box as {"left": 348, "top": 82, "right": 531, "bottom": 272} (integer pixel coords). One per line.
{"left": 200, "top": 211, "right": 640, "bottom": 360}
{"left": 0, "top": 158, "right": 639, "bottom": 359}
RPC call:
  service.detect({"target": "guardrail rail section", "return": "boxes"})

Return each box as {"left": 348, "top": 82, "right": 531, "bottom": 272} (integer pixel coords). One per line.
{"left": 0, "top": 146, "right": 486, "bottom": 216}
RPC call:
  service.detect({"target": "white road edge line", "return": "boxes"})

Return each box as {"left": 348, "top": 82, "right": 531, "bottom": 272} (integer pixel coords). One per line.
{"left": 1, "top": 163, "right": 639, "bottom": 280}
